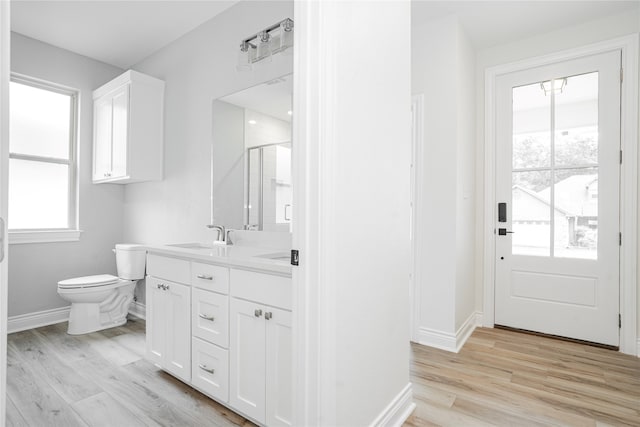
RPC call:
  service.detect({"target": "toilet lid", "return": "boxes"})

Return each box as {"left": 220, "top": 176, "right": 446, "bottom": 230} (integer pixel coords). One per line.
{"left": 58, "top": 274, "right": 119, "bottom": 289}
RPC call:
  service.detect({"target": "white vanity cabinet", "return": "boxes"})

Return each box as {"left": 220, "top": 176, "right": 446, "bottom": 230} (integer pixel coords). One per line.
{"left": 229, "top": 269, "right": 293, "bottom": 427}
{"left": 145, "top": 250, "right": 292, "bottom": 426}
{"left": 145, "top": 275, "right": 191, "bottom": 382}
{"left": 92, "top": 70, "right": 164, "bottom": 184}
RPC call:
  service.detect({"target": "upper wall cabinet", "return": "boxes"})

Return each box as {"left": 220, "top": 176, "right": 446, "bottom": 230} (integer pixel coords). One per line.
{"left": 92, "top": 70, "right": 164, "bottom": 184}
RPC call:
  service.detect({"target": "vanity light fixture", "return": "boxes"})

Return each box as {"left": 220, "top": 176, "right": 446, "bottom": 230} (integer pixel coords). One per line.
{"left": 236, "top": 18, "right": 294, "bottom": 72}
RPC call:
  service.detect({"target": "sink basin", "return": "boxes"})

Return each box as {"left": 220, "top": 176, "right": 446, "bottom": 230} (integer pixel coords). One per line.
{"left": 257, "top": 252, "right": 290, "bottom": 261}
{"left": 167, "top": 242, "right": 216, "bottom": 250}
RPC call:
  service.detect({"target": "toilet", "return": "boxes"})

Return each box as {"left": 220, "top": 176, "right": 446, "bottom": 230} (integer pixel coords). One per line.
{"left": 57, "top": 244, "right": 146, "bottom": 335}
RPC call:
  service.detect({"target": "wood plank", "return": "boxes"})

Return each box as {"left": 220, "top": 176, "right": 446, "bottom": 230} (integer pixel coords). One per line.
{"left": 122, "top": 359, "right": 256, "bottom": 427}
{"left": 6, "top": 358, "right": 88, "bottom": 427}
{"left": 74, "top": 355, "right": 218, "bottom": 427}
{"left": 5, "top": 396, "right": 29, "bottom": 427}
{"left": 71, "top": 392, "right": 154, "bottom": 427}
{"left": 9, "top": 329, "right": 103, "bottom": 404}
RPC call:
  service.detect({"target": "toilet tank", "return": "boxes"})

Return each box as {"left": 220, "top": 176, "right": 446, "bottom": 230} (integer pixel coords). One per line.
{"left": 115, "top": 244, "right": 147, "bottom": 280}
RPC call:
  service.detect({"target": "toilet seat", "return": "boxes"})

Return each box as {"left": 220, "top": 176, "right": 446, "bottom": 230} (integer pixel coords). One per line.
{"left": 58, "top": 274, "right": 120, "bottom": 289}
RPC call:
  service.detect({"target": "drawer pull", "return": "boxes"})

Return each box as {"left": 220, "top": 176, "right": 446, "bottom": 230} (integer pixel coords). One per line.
{"left": 196, "top": 274, "right": 213, "bottom": 281}
{"left": 254, "top": 309, "right": 263, "bottom": 317}
{"left": 199, "top": 313, "right": 215, "bottom": 322}
{"left": 198, "top": 364, "right": 215, "bottom": 374}
{"left": 265, "top": 312, "right": 273, "bottom": 320}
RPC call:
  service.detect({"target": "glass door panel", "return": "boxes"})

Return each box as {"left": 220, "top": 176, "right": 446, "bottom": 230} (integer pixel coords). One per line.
{"left": 511, "top": 72, "right": 599, "bottom": 260}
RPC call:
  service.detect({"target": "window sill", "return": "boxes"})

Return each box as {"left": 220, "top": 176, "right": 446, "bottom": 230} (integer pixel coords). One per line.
{"left": 9, "top": 230, "right": 83, "bottom": 245}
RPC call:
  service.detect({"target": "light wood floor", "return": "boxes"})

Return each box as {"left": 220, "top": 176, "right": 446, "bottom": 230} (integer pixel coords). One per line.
{"left": 6, "top": 317, "right": 255, "bottom": 427}
{"left": 405, "top": 327, "right": 640, "bottom": 427}
{"left": 6, "top": 320, "right": 640, "bottom": 426}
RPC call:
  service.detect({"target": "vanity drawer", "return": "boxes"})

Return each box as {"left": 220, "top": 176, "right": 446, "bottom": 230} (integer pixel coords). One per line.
{"left": 192, "top": 337, "right": 229, "bottom": 403}
{"left": 192, "top": 288, "right": 229, "bottom": 348}
{"left": 147, "top": 254, "right": 190, "bottom": 284}
{"left": 191, "top": 262, "right": 229, "bottom": 294}
{"left": 230, "top": 269, "right": 292, "bottom": 310}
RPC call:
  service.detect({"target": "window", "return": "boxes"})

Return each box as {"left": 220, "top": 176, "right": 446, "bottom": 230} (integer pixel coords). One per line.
{"left": 8, "top": 75, "right": 80, "bottom": 243}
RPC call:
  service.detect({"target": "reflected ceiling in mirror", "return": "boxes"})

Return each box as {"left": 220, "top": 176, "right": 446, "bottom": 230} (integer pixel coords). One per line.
{"left": 212, "top": 74, "right": 292, "bottom": 232}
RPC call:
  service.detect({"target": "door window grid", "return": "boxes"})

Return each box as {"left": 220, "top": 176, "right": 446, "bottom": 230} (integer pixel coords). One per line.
{"left": 9, "top": 75, "right": 78, "bottom": 231}
{"left": 512, "top": 72, "right": 599, "bottom": 259}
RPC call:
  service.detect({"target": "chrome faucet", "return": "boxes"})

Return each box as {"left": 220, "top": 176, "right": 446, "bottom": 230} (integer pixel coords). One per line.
{"left": 206, "top": 224, "right": 226, "bottom": 243}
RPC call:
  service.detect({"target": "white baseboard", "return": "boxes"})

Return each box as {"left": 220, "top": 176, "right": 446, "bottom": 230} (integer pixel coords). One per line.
{"left": 416, "top": 311, "right": 483, "bottom": 353}
{"left": 8, "top": 306, "right": 70, "bottom": 334}
{"left": 370, "top": 383, "right": 415, "bottom": 427}
{"left": 129, "top": 301, "right": 146, "bottom": 320}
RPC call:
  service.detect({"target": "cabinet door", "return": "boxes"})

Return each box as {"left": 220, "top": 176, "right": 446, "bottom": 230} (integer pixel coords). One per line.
{"left": 93, "top": 95, "right": 113, "bottom": 181}
{"left": 265, "top": 307, "right": 293, "bottom": 427}
{"left": 164, "top": 280, "right": 191, "bottom": 382}
{"left": 192, "top": 288, "right": 229, "bottom": 348}
{"left": 145, "top": 276, "right": 165, "bottom": 366}
{"left": 110, "top": 84, "right": 129, "bottom": 178}
{"left": 230, "top": 298, "right": 266, "bottom": 424}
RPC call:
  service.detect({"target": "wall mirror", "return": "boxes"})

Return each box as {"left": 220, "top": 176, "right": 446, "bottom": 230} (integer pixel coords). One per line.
{"left": 212, "top": 74, "right": 292, "bottom": 232}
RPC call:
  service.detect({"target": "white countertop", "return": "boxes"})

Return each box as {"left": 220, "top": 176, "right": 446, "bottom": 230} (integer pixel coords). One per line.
{"left": 145, "top": 243, "right": 292, "bottom": 275}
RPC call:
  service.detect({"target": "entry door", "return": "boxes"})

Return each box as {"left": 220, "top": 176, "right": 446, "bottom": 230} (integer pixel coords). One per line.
{"left": 495, "top": 50, "right": 621, "bottom": 346}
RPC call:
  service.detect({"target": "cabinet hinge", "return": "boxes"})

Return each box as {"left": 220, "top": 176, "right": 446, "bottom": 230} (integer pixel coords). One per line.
{"left": 619, "top": 313, "right": 622, "bottom": 328}
{"left": 291, "top": 249, "right": 299, "bottom": 266}
{"left": 620, "top": 68, "right": 623, "bottom": 83}
{"left": 620, "top": 150, "right": 623, "bottom": 164}
{"left": 619, "top": 232, "right": 622, "bottom": 246}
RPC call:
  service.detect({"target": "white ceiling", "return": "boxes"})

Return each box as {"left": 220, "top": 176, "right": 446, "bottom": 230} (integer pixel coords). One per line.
{"left": 11, "top": 0, "right": 238, "bottom": 69}
{"left": 10, "top": 1, "right": 639, "bottom": 70}
{"left": 412, "top": 1, "right": 640, "bottom": 49}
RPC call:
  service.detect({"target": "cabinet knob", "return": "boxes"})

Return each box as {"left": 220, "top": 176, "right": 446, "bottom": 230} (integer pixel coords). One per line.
{"left": 164, "top": 284, "right": 170, "bottom": 291}
{"left": 157, "top": 284, "right": 162, "bottom": 289}
{"left": 254, "top": 309, "right": 263, "bottom": 317}
{"left": 265, "top": 312, "right": 273, "bottom": 320}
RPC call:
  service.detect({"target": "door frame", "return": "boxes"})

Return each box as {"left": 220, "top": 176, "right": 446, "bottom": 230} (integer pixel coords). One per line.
{"left": 483, "top": 34, "right": 639, "bottom": 355}
{"left": 0, "top": 0, "right": 9, "bottom": 419}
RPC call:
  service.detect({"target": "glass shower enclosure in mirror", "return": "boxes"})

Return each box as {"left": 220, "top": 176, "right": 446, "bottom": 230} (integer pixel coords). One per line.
{"left": 212, "top": 74, "right": 292, "bottom": 232}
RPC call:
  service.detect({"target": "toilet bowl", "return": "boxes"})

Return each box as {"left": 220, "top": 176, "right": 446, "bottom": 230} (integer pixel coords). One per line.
{"left": 57, "top": 244, "right": 146, "bottom": 335}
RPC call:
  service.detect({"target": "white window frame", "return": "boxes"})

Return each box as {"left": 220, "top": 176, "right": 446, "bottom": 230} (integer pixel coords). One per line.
{"left": 8, "top": 73, "right": 81, "bottom": 244}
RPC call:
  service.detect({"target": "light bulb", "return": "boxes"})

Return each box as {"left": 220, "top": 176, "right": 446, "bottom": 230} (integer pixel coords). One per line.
{"left": 257, "top": 31, "right": 272, "bottom": 63}
{"left": 236, "top": 42, "right": 253, "bottom": 72}
{"left": 280, "top": 18, "right": 294, "bottom": 55}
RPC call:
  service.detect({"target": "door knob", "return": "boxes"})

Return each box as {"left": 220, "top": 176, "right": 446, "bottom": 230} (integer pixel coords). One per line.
{"left": 498, "top": 228, "right": 515, "bottom": 235}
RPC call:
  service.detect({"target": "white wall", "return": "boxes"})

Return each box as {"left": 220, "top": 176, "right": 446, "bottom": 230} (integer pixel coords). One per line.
{"left": 9, "top": 33, "right": 124, "bottom": 317}
{"left": 412, "top": 16, "right": 458, "bottom": 335}
{"left": 412, "top": 15, "right": 477, "bottom": 344}
{"left": 455, "top": 23, "right": 477, "bottom": 331}
{"left": 322, "top": 2, "right": 412, "bottom": 424}
{"left": 473, "top": 10, "right": 640, "bottom": 341}
{"left": 122, "top": 0, "right": 293, "bottom": 248}
{"left": 293, "top": 1, "right": 412, "bottom": 424}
